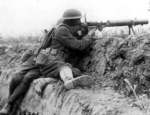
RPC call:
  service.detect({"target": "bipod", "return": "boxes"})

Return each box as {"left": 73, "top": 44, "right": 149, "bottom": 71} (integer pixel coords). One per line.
{"left": 128, "top": 25, "right": 135, "bottom": 35}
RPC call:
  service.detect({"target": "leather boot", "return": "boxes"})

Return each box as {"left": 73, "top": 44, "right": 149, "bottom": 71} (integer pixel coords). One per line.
{"left": 0, "top": 103, "right": 11, "bottom": 115}
{"left": 64, "top": 75, "right": 94, "bottom": 89}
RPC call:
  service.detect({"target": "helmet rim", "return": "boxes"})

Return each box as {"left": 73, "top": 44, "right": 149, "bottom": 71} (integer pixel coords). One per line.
{"left": 62, "top": 16, "right": 81, "bottom": 20}
{"left": 62, "top": 9, "right": 82, "bottom": 20}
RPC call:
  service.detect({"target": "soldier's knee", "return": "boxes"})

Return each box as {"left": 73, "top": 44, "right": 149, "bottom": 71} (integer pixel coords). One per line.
{"left": 10, "top": 72, "right": 24, "bottom": 85}
{"left": 23, "top": 71, "right": 40, "bottom": 83}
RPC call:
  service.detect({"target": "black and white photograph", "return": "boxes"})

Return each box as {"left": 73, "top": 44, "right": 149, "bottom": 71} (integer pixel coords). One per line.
{"left": 0, "top": 0, "right": 150, "bottom": 115}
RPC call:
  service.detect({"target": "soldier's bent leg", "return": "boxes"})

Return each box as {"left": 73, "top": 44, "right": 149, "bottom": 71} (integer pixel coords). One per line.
{"left": 9, "top": 72, "right": 25, "bottom": 96}
{"left": 0, "top": 72, "right": 26, "bottom": 115}
{"left": 8, "top": 69, "right": 40, "bottom": 105}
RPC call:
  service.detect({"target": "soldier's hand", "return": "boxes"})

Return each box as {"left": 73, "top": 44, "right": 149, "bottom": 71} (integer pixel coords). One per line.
{"left": 94, "top": 29, "right": 103, "bottom": 39}
{"left": 88, "top": 28, "right": 101, "bottom": 40}
{"left": 88, "top": 28, "right": 96, "bottom": 37}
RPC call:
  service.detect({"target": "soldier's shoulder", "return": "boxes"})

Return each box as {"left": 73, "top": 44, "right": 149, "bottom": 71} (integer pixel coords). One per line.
{"left": 56, "top": 24, "right": 70, "bottom": 32}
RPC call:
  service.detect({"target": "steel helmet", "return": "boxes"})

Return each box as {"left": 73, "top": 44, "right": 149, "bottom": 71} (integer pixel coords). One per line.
{"left": 62, "top": 9, "right": 82, "bottom": 20}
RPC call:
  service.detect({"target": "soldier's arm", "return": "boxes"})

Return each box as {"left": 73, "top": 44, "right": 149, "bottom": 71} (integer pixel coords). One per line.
{"left": 55, "top": 27, "right": 92, "bottom": 51}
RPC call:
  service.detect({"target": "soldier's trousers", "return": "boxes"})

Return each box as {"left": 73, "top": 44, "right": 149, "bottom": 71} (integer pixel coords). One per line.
{"left": 8, "top": 68, "right": 40, "bottom": 105}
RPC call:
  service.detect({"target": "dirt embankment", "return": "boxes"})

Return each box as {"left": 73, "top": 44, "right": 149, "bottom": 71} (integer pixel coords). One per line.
{"left": 1, "top": 33, "right": 150, "bottom": 115}
{"left": 88, "top": 33, "right": 150, "bottom": 96}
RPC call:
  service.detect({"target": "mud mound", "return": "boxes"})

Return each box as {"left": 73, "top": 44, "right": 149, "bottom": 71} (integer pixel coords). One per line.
{"left": 1, "top": 33, "right": 150, "bottom": 114}
{"left": 0, "top": 78, "right": 144, "bottom": 115}
{"left": 86, "top": 33, "right": 150, "bottom": 96}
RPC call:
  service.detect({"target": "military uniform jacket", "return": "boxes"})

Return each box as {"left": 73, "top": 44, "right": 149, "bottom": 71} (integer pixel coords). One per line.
{"left": 51, "top": 23, "right": 92, "bottom": 68}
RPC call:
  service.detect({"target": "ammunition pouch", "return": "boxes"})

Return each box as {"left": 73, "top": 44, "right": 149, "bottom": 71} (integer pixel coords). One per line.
{"left": 49, "top": 48, "right": 68, "bottom": 62}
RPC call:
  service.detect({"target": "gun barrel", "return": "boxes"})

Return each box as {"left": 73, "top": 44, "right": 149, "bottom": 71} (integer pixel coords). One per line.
{"left": 107, "top": 20, "right": 148, "bottom": 27}
{"left": 87, "top": 19, "right": 149, "bottom": 27}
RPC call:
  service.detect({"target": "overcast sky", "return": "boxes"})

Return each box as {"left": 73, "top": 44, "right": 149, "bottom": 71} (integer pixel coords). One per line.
{"left": 0, "top": 0, "right": 149, "bottom": 37}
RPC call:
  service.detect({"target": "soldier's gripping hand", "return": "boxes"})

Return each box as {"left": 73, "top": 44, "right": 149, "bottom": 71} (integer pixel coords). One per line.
{"left": 86, "top": 29, "right": 100, "bottom": 48}
{"left": 88, "top": 29, "right": 97, "bottom": 39}
{"left": 88, "top": 28, "right": 103, "bottom": 40}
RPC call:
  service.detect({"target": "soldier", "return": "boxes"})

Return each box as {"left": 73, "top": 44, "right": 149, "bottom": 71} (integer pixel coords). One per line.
{"left": 51, "top": 9, "right": 95, "bottom": 85}
{"left": 0, "top": 9, "right": 95, "bottom": 115}
{"left": 37, "top": 9, "right": 95, "bottom": 89}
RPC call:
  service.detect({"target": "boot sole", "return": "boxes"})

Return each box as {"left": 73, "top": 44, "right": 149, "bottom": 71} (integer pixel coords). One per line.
{"left": 72, "top": 75, "right": 94, "bottom": 88}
